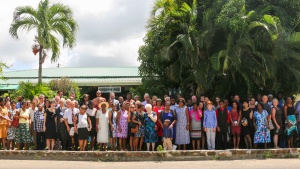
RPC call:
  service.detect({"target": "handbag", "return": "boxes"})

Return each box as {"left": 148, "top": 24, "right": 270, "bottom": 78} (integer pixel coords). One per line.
{"left": 129, "top": 121, "right": 137, "bottom": 128}
{"left": 268, "top": 120, "right": 274, "bottom": 130}
{"left": 241, "top": 118, "right": 248, "bottom": 127}
{"left": 11, "top": 117, "right": 19, "bottom": 128}
{"left": 130, "top": 125, "right": 139, "bottom": 134}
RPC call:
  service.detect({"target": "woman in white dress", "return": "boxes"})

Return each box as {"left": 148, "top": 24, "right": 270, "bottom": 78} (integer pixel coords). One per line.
{"left": 96, "top": 102, "right": 109, "bottom": 151}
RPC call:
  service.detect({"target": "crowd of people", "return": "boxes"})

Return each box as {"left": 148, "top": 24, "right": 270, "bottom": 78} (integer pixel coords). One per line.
{"left": 0, "top": 91, "right": 299, "bottom": 151}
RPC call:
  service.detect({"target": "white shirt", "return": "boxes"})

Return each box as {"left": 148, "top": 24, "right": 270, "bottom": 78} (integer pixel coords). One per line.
{"left": 77, "top": 113, "right": 88, "bottom": 128}
{"left": 63, "top": 108, "right": 79, "bottom": 124}
{"left": 29, "top": 107, "right": 38, "bottom": 122}
{"left": 86, "top": 108, "right": 97, "bottom": 117}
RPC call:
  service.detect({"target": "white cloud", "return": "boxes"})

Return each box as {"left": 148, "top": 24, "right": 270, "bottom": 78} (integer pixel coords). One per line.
{"left": 0, "top": 0, "right": 155, "bottom": 71}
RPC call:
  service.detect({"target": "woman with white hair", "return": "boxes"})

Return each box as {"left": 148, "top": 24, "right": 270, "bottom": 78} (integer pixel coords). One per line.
{"left": 271, "top": 98, "right": 283, "bottom": 149}
{"left": 144, "top": 104, "right": 158, "bottom": 151}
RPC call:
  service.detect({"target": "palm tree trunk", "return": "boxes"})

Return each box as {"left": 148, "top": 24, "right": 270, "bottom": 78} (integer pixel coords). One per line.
{"left": 38, "top": 46, "right": 43, "bottom": 84}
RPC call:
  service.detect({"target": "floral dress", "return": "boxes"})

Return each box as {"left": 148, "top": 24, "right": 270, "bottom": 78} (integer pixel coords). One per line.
{"left": 7, "top": 109, "right": 17, "bottom": 140}
{"left": 254, "top": 110, "right": 271, "bottom": 144}
{"left": 116, "top": 110, "right": 128, "bottom": 138}
{"left": 175, "top": 106, "right": 190, "bottom": 145}
{"left": 144, "top": 112, "right": 158, "bottom": 143}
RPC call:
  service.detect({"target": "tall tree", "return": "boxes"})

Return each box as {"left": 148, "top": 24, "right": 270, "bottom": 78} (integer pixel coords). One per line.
{"left": 9, "top": 0, "right": 78, "bottom": 83}
{"left": 139, "top": 0, "right": 300, "bottom": 99}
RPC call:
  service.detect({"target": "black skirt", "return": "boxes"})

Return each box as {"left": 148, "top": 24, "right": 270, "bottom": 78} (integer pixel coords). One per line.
{"left": 78, "top": 128, "right": 89, "bottom": 140}
{"left": 89, "top": 116, "right": 97, "bottom": 137}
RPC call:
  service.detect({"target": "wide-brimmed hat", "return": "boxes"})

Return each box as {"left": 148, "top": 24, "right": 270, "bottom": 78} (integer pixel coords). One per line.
{"left": 98, "top": 102, "right": 109, "bottom": 108}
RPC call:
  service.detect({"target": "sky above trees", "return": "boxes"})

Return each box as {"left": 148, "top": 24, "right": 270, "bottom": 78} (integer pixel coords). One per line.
{"left": 0, "top": 0, "right": 154, "bottom": 71}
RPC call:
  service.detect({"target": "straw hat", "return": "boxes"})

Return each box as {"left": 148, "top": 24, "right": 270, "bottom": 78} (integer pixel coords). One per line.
{"left": 99, "top": 102, "right": 109, "bottom": 108}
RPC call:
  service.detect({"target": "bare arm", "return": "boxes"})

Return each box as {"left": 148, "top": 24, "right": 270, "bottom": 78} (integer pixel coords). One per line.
{"left": 249, "top": 110, "right": 253, "bottom": 119}
{"left": 127, "top": 112, "right": 131, "bottom": 123}
{"left": 88, "top": 116, "right": 92, "bottom": 130}
{"left": 43, "top": 112, "right": 47, "bottom": 132}
{"left": 272, "top": 108, "right": 279, "bottom": 127}
{"left": 284, "top": 106, "right": 288, "bottom": 120}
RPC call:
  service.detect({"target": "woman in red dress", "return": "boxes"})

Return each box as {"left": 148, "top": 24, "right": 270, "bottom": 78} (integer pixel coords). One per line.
{"left": 230, "top": 101, "right": 241, "bottom": 149}
{"left": 153, "top": 99, "right": 164, "bottom": 146}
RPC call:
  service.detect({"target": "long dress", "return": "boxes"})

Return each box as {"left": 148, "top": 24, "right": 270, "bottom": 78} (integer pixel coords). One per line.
{"left": 190, "top": 111, "right": 201, "bottom": 140}
{"left": 175, "top": 106, "right": 190, "bottom": 145}
{"left": 272, "top": 107, "right": 283, "bottom": 135}
{"left": 254, "top": 110, "right": 271, "bottom": 144}
{"left": 144, "top": 112, "right": 157, "bottom": 143}
{"left": 109, "top": 110, "right": 118, "bottom": 138}
{"left": 96, "top": 109, "right": 109, "bottom": 143}
{"left": 86, "top": 108, "right": 97, "bottom": 137}
{"left": 135, "top": 111, "right": 145, "bottom": 137}
{"left": 286, "top": 106, "right": 297, "bottom": 138}
{"left": 45, "top": 109, "right": 57, "bottom": 139}
{"left": 116, "top": 110, "right": 128, "bottom": 138}
{"left": 7, "top": 109, "right": 17, "bottom": 140}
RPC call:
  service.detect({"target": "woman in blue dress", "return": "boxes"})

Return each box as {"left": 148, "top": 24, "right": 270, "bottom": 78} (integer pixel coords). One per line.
{"left": 144, "top": 104, "right": 158, "bottom": 151}
{"left": 253, "top": 103, "right": 270, "bottom": 149}
{"left": 158, "top": 101, "right": 177, "bottom": 139}
{"left": 284, "top": 97, "right": 298, "bottom": 148}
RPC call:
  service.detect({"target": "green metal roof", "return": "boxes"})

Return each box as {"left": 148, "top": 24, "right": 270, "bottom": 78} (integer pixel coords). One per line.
{"left": 0, "top": 67, "right": 141, "bottom": 87}
{"left": 3, "top": 67, "right": 140, "bottom": 78}
{"left": 0, "top": 84, "right": 19, "bottom": 90}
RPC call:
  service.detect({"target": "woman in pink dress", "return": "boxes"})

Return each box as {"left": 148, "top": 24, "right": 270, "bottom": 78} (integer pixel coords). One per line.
{"left": 117, "top": 102, "right": 128, "bottom": 151}
{"left": 230, "top": 101, "right": 241, "bottom": 149}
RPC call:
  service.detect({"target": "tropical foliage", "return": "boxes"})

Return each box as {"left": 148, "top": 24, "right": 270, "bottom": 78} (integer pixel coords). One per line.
{"left": 138, "top": 0, "right": 300, "bottom": 99}
{"left": 0, "top": 61, "right": 8, "bottom": 79}
{"left": 49, "top": 77, "right": 80, "bottom": 100}
{"left": 9, "top": 0, "right": 78, "bottom": 83}
{"left": 12, "top": 82, "right": 56, "bottom": 101}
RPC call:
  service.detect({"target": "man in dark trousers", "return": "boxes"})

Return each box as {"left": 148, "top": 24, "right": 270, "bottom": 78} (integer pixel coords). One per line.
{"left": 56, "top": 98, "right": 68, "bottom": 150}
{"left": 216, "top": 101, "right": 230, "bottom": 150}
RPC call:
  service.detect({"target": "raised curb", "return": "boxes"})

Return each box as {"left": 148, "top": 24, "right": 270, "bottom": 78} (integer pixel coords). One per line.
{"left": 0, "top": 149, "right": 299, "bottom": 161}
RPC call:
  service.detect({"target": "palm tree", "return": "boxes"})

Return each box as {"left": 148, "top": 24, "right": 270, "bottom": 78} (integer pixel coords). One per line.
{"left": 9, "top": 0, "right": 78, "bottom": 84}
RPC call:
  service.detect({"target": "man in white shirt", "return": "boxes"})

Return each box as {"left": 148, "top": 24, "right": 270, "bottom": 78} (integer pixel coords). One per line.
{"left": 110, "top": 92, "right": 119, "bottom": 105}
{"left": 29, "top": 100, "right": 38, "bottom": 149}
{"left": 63, "top": 101, "right": 79, "bottom": 150}
{"left": 142, "top": 93, "right": 150, "bottom": 106}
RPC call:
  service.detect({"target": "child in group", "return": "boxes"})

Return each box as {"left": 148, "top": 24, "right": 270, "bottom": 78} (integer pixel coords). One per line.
{"left": 162, "top": 119, "right": 173, "bottom": 150}
{"left": 203, "top": 101, "right": 217, "bottom": 150}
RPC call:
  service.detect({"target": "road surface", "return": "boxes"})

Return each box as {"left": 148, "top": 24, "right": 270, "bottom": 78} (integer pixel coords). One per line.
{"left": 1, "top": 159, "right": 298, "bottom": 169}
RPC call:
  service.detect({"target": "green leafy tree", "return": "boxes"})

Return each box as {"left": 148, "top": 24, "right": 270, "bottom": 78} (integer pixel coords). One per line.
{"left": 139, "top": 0, "right": 300, "bottom": 99}
{"left": 49, "top": 77, "right": 80, "bottom": 100}
{"left": 9, "top": 0, "right": 78, "bottom": 84}
{"left": 12, "top": 82, "right": 56, "bottom": 101}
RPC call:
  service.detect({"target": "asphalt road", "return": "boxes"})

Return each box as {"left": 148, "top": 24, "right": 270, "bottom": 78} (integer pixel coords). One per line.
{"left": 0, "top": 159, "right": 298, "bottom": 169}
